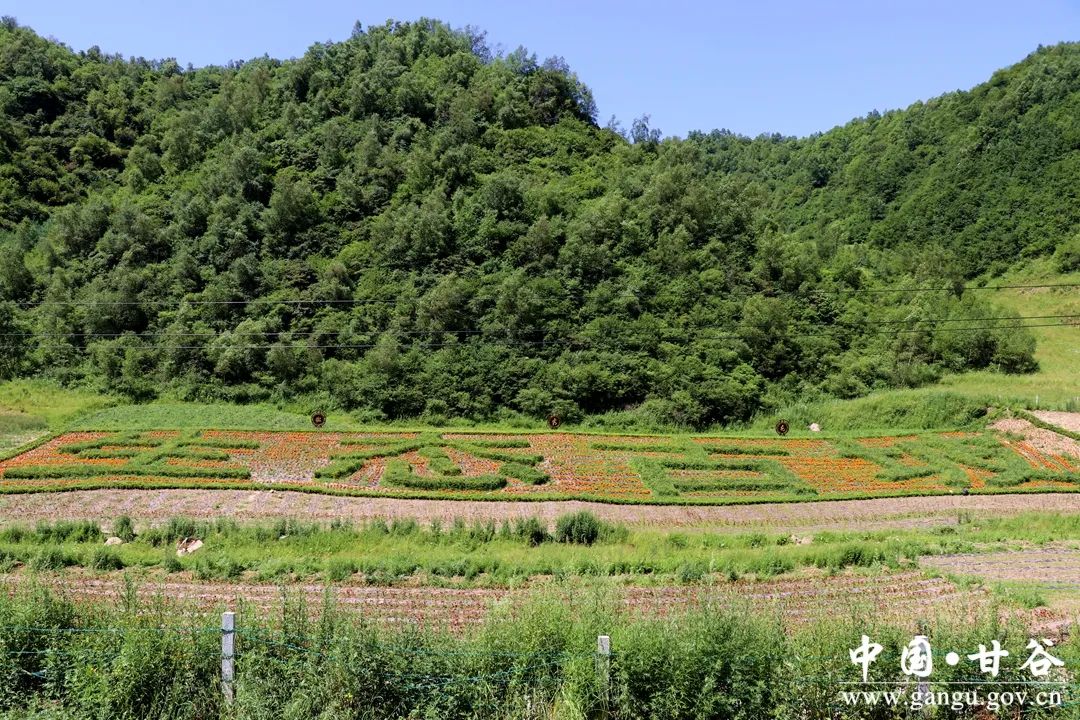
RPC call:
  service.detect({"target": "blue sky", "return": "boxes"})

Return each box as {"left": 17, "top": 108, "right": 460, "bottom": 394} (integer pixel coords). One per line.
{"left": 7, "top": 0, "right": 1080, "bottom": 137}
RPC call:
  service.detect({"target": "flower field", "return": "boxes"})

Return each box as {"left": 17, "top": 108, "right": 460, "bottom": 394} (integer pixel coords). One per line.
{"left": 0, "top": 429, "right": 1076, "bottom": 504}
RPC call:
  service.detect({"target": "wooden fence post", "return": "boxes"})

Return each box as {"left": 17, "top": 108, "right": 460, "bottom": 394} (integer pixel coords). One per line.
{"left": 221, "top": 611, "right": 235, "bottom": 706}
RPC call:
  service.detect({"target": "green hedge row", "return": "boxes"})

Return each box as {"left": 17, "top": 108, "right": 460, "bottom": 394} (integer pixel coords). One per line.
{"left": 3, "top": 464, "right": 251, "bottom": 480}
{"left": 672, "top": 479, "right": 813, "bottom": 494}
{"left": 499, "top": 462, "right": 549, "bottom": 485}
{"left": 381, "top": 460, "right": 507, "bottom": 491}
{"left": 417, "top": 446, "right": 463, "bottom": 476}
{"left": 589, "top": 441, "right": 683, "bottom": 453}
{"left": 700, "top": 444, "right": 789, "bottom": 457}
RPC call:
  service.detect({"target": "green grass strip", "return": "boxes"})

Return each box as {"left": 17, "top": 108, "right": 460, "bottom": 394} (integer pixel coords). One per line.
{"left": 445, "top": 442, "right": 543, "bottom": 465}
{"left": 589, "top": 441, "right": 683, "bottom": 453}
{"left": 179, "top": 438, "right": 261, "bottom": 450}
{"left": 627, "top": 458, "right": 679, "bottom": 498}
{"left": 457, "top": 438, "right": 532, "bottom": 449}
{"left": 499, "top": 462, "right": 549, "bottom": 485}
{"left": 417, "top": 446, "right": 462, "bottom": 476}
{"left": 672, "top": 479, "right": 812, "bottom": 494}
{"left": 700, "top": 445, "right": 789, "bottom": 457}
{"left": 3, "top": 464, "right": 250, "bottom": 480}
{"left": 381, "top": 459, "right": 506, "bottom": 491}
{"left": 987, "top": 469, "right": 1080, "bottom": 488}
{"left": 77, "top": 448, "right": 143, "bottom": 459}
{"left": 874, "top": 466, "right": 937, "bottom": 482}
{"left": 57, "top": 434, "right": 166, "bottom": 454}
{"left": 315, "top": 442, "right": 424, "bottom": 479}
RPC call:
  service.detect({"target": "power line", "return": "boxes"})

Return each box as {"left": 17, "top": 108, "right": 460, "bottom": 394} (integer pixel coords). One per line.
{"left": 6, "top": 319, "right": 1075, "bottom": 352}
{"left": 9, "top": 282, "right": 1079, "bottom": 309}
{"left": 816, "top": 282, "right": 1080, "bottom": 295}
{"left": 1, "top": 312, "right": 1076, "bottom": 339}
{"left": 657, "top": 320, "right": 1078, "bottom": 343}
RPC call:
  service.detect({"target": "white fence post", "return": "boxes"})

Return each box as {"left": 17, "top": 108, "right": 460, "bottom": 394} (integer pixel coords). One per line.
{"left": 597, "top": 634, "right": 611, "bottom": 717}
{"left": 221, "top": 611, "right": 235, "bottom": 706}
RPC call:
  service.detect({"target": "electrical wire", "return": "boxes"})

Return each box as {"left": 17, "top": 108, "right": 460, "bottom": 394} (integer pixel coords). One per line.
{"left": 0, "top": 313, "right": 1076, "bottom": 339}
{"left": 3, "top": 319, "right": 1075, "bottom": 352}
{"left": 9, "top": 282, "right": 1079, "bottom": 309}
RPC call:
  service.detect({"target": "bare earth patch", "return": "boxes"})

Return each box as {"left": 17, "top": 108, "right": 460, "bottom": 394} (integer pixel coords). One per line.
{"left": 922, "top": 548, "right": 1080, "bottom": 585}
{"left": 2, "top": 570, "right": 1005, "bottom": 633}
{"left": 921, "top": 548, "right": 1080, "bottom": 632}
{"left": 1032, "top": 411, "right": 1080, "bottom": 435}
{"left": 991, "top": 417, "right": 1080, "bottom": 459}
{"left": 4, "top": 488, "right": 1080, "bottom": 532}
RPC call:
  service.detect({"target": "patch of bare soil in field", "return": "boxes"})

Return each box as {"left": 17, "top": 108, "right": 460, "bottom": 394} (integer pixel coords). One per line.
{"left": 5, "top": 489, "right": 1080, "bottom": 532}
{"left": 1032, "top": 411, "right": 1080, "bottom": 435}
{"left": 3, "top": 570, "right": 1019, "bottom": 633}
{"left": 922, "top": 548, "right": 1080, "bottom": 585}
{"left": 992, "top": 417, "right": 1080, "bottom": 458}
{"left": 922, "top": 548, "right": 1080, "bottom": 632}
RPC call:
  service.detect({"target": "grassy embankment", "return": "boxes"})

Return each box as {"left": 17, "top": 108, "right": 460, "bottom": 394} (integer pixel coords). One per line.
{"left": 2, "top": 512, "right": 1079, "bottom": 588}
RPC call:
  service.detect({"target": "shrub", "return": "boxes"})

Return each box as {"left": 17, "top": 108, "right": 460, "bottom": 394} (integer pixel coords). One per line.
{"left": 112, "top": 515, "right": 136, "bottom": 542}
{"left": 34, "top": 520, "right": 103, "bottom": 544}
{"left": 381, "top": 459, "right": 507, "bottom": 491}
{"left": 676, "top": 561, "right": 708, "bottom": 583}
{"left": 30, "top": 547, "right": 74, "bottom": 571}
{"left": 389, "top": 518, "right": 419, "bottom": 536}
{"left": 89, "top": 547, "right": 124, "bottom": 571}
{"left": 513, "top": 517, "right": 549, "bottom": 546}
{"left": 193, "top": 556, "right": 244, "bottom": 580}
{"left": 1054, "top": 232, "right": 1080, "bottom": 272}
{"left": 554, "top": 511, "right": 601, "bottom": 546}
{"left": 142, "top": 517, "right": 203, "bottom": 547}
{"left": 324, "top": 558, "right": 357, "bottom": 582}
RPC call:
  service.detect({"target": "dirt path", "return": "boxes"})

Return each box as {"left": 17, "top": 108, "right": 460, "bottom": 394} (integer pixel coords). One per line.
{"left": 3, "top": 488, "right": 1080, "bottom": 531}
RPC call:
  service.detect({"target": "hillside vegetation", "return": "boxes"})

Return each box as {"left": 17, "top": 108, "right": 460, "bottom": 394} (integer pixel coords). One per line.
{"left": 0, "top": 17, "right": 1077, "bottom": 428}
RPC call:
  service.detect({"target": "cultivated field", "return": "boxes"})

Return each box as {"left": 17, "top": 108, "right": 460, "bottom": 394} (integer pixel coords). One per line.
{"left": 14, "top": 570, "right": 1034, "bottom": 633}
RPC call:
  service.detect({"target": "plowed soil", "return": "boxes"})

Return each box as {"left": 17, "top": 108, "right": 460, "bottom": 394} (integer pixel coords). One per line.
{"left": 2, "top": 488, "right": 1080, "bottom": 532}
{"left": 5, "top": 570, "right": 1014, "bottom": 632}
{"left": 922, "top": 548, "right": 1080, "bottom": 586}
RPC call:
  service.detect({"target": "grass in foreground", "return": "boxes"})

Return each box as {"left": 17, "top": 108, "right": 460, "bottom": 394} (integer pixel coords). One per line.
{"left": 0, "top": 580, "right": 1067, "bottom": 720}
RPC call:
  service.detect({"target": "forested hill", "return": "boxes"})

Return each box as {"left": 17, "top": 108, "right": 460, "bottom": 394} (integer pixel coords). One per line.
{"left": 0, "top": 17, "right": 1077, "bottom": 427}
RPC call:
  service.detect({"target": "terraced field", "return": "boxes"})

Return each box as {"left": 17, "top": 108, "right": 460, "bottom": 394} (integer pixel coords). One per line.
{"left": 12, "top": 570, "right": 1023, "bottom": 633}
{"left": 0, "top": 427, "right": 1075, "bottom": 504}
